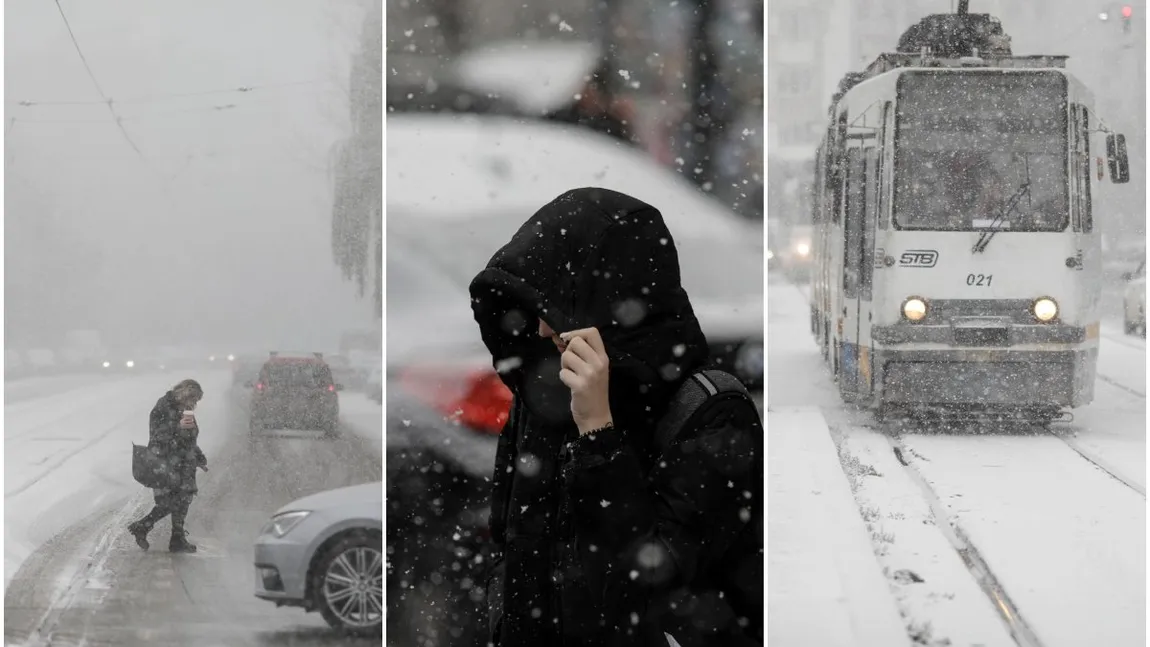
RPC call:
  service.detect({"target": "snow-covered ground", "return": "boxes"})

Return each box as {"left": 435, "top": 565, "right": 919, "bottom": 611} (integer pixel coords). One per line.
{"left": 4, "top": 373, "right": 383, "bottom": 590}
{"left": 768, "top": 278, "right": 1147, "bottom": 647}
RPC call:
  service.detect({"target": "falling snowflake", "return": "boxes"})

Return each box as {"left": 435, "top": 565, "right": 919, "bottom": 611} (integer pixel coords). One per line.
{"left": 600, "top": 499, "right": 612, "bottom": 508}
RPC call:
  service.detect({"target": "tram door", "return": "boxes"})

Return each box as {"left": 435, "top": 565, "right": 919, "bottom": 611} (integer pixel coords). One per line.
{"left": 840, "top": 136, "right": 880, "bottom": 401}
{"left": 839, "top": 144, "right": 865, "bottom": 399}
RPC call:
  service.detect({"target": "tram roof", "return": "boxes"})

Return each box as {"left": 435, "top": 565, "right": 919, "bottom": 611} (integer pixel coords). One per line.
{"left": 862, "top": 52, "right": 1068, "bottom": 81}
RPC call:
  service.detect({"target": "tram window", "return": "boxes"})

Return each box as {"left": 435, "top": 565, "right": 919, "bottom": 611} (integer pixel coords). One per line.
{"left": 877, "top": 102, "right": 893, "bottom": 231}
{"left": 893, "top": 72, "right": 1069, "bottom": 232}
{"left": 843, "top": 148, "right": 865, "bottom": 299}
{"left": 1080, "top": 108, "right": 1093, "bottom": 232}
{"left": 862, "top": 149, "right": 879, "bottom": 300}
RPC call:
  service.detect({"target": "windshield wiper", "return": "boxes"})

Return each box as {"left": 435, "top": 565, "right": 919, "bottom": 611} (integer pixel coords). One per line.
{"left": 972, "top": 156, "right": 1032, "bottom": 254}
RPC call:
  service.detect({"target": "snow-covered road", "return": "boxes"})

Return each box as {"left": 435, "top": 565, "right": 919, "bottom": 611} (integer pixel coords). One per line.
{"left": 768, "top": 277, "right": 1146, "bottom": 647}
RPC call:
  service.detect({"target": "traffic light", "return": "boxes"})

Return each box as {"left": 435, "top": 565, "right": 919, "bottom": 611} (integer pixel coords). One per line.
{"left": 1122, "top": 5, "right": 1132, "bottom": 33}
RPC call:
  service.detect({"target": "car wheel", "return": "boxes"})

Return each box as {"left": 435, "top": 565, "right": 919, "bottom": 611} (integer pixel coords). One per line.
{"left": 312, "top": 531, "right": 383, "bottom": 636}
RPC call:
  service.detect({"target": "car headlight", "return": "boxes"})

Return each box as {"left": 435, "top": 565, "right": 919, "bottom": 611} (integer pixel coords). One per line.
{"left": 795, "top": 242, "right": 811, "bottom": 257}
{"left": 102, "top": 361, "right": 111, "bottom": 368}
{"left": 902, "top": 297, "right": 928, "bottom": 322}
{"left": 766, "top": 249, "right": 775, "bottom": 260}
{"left": 1033, "top": 297, "right": 1058, "bottom": 322}
{"left": 261, "top": 510, "right": 310, "bottom": 538}
{"left": 125, "top": 360, "right": 135, "bottom": 368}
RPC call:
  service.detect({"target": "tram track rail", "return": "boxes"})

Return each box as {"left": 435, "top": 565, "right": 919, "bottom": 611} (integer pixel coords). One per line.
{"left": 883, "top": 430, "right": 1046, "bottom": 647}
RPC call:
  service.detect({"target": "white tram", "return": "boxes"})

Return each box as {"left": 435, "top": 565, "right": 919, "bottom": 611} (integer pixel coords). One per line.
{"left": 809, "top": 46, "right": 1131, "bottom": 419}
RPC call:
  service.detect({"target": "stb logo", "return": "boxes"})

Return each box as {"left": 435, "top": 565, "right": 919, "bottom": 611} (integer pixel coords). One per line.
{"left": 898, "top": 250, "right": 938, "bottom": 268}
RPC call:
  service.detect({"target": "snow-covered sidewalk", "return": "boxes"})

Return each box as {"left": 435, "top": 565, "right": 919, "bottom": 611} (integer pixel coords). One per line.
{"left": 768, "top": 406, "right": 908, "bottom": 647}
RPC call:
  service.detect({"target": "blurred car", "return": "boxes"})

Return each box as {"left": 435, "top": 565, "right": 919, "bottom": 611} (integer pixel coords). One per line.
{"left": 253, "top": 481, "right": 382, "bottom": 636}
{"left": 1123, "top": 257, "right": 1146, "bottom": 337}
{"left": 388, "top": 113, "right": 764, "bottom": 389}
{"left": 247, "top": 352, "right": 343, "bottom": 436}
{"left": 364, "top": 364, "right": 382, "bottom": 404}
{"left": 385, "top": 113, "right": 763, "bottom": 645}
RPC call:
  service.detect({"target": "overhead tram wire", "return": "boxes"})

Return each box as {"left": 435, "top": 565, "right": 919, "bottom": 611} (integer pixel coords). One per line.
{"left": 51, "top": 0, "right": 144, "bottom": 156}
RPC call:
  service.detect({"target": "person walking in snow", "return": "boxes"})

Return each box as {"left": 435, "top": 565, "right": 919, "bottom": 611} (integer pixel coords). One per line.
{"left": 127, "top": 378, "right": 208, "bottom": 553}
{"left": 470, "top": 187, "right": 763, "bottom": 647}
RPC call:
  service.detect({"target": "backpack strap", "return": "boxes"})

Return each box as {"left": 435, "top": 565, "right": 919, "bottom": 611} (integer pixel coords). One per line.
{"left": 654, "top": 369, "right": 753, "bottom": 454}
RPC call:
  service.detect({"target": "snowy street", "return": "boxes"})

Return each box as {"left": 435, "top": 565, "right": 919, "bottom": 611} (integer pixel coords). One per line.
{"left": 767, "top": 277, "right": 1146, "bottom": 647}
{"left": 4, "top": 372, "right": 382, "bottom": 646}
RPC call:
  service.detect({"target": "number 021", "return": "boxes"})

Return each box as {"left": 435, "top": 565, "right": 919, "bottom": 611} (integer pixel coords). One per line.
{"left": 966, "top": 273, "right": 993, "bottom": 287}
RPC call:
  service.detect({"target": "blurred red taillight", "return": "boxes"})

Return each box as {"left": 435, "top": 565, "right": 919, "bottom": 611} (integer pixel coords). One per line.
{"left": 256, "top": 382, "right": 265, "bottom": 391}
{"left": 398, "top": 366, "right": 512, "bottom": 435}
{"left": 328, "top": 384, "right": 336, "bottom": 392}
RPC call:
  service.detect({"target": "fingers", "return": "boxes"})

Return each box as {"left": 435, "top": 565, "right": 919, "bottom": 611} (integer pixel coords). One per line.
{"left": 561, "top": 346, "right": 592, "bottom": 375}
{"left": 558, "top": 367, "right": 580, "bottom": 389}
{"left": 564, "top": 336, "right": 604, "bottom": 367}
{"left": 560, "top": 328, "right": 606, "bottom": 356}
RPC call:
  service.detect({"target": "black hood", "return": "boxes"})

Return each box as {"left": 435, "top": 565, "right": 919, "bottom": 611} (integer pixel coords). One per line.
{"left": 469, "top": 187, "right": 709, "bottom": 427}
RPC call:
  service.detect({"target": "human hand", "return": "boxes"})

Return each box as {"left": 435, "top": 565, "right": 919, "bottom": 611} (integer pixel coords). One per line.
{"left": 179, "top": 415, "right": 196, "bottom": 430}
{"left": 557, "top": 328, "right": 613, "bottom": 435}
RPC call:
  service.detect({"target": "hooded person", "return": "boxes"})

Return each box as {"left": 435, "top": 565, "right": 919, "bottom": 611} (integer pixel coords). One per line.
{"left": 128, "top": 378, "right": 208, "bottom": 553}
{"left": 470, "top": 187, "right": 763, "bottom": 647}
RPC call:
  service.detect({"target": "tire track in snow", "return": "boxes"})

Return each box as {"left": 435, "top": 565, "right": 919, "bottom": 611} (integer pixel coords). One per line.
{"left": 884, "top": 432, "right": 1046, "bottom": 647}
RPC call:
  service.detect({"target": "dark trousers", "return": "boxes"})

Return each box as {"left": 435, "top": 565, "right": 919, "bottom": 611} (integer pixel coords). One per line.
{"left": 135, "top": 488, "right": 194, "bottom": 536}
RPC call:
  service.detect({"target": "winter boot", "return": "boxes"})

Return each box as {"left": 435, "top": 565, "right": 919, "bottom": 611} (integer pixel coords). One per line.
{"left": 169, "top": 534, "right": 198, "bottom": 553}
{"left": 127, "top": 521, "right": 151, "bottom": 551}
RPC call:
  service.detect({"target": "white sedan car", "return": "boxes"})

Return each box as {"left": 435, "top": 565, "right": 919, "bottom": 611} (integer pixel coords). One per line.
{"left": 254, "top": 482, "right": 382, "bottom": 636}
{"left": 387, "top": 113, "right": 764, "bottom": 390}
{"left": 1124, "top": 258, "right": 1146, "bottom": 336}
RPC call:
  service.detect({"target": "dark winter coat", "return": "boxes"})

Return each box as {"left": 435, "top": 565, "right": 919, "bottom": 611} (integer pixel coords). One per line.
{"left": 470, "top": 187, "right": 763, "bottom": 647}
{"left": 148, "top": 391, "right": 207, "bottom": 493}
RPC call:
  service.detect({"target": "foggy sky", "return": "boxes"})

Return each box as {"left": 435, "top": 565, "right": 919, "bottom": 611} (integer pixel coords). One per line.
{"left": 5, "top": 0, "right": 377, "bottom": 352}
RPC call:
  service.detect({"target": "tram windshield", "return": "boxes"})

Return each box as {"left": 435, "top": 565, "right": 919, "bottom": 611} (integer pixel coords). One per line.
{"left": 894, "top": 71, "right": 1068, "bottom": 232}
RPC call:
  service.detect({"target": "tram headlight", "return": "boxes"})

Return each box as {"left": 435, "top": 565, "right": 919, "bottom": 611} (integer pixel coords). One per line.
{"left": 902, "top": 297, "right": 928, "bottom": 322}
{"left": 1033, "top": 297, "right": 1059, "bottom": 322}
{"left": 795, "top": 242, "right": 811, "bottom": 257}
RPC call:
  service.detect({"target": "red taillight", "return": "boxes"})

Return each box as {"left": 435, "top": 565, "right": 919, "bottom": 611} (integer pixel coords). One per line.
{"left": 256, "top": 382, "right": 265, "bottom": 391}
{"left": 327, "top": 385, "right": 336, "bottom": 392}
{"left": 399, "top": 366, "right": 512, "bottom": 435}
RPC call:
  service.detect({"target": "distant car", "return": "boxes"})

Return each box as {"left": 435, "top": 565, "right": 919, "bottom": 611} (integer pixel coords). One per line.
{"left": 248, "top": 353, "right": 343, "bottom": 436}
{"left": 253, "top": 482, "right": 382, "bottom": 636}
{"left": 1123, "top": 258, "right": 1146, "bottom": 336}
{"left": 779, "top": 224, "right": 813, "bottom": 281}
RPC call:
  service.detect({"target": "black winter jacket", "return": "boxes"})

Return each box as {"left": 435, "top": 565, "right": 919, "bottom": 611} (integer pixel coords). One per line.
{"left": 148, "top": 391, "right": 207, "bottom": 493}
{"left": 469, "top": 187, "right": 763, "bottom": 647}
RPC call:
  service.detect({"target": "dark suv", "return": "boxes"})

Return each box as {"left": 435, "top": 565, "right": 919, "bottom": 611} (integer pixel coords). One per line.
{"left": 248, "top": 353, "right": 342, "bottom": 436}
